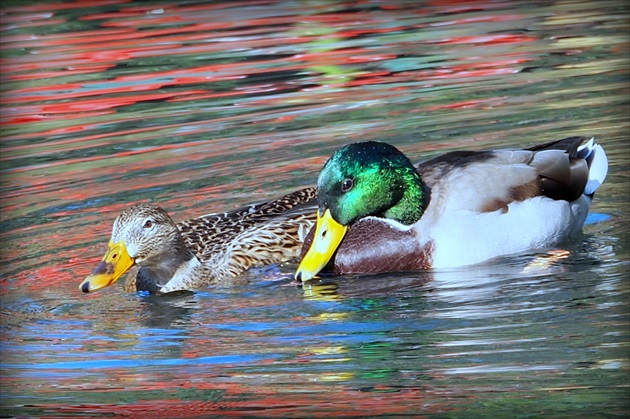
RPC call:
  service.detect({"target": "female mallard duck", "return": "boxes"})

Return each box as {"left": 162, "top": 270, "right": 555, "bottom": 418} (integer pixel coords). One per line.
{"left": 295, "top": 136, "right": 608, "bottom": 281}
{"left": 80, "top": 187, "right": 317, "bottom": 294}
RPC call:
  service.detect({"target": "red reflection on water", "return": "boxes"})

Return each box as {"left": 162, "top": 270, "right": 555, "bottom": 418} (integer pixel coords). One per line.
{"left": 434, "top": 34, "right": 538, "bottom": 45}
{"left": 21, "top": 385, "right": 455, "bottom": 418}
{"left": 0, "top": 0, "right": 541, "bottom": 309}
{"left": 423, "top": 97, "right": 505, "bottom": 111}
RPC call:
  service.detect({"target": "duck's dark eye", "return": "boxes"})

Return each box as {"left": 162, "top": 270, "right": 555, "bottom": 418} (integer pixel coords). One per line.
{"left": 341, "top": 178, "right": 354, "bottom": 192}
{"left": 144, "top": 220, "right": 153, "bottom": 228}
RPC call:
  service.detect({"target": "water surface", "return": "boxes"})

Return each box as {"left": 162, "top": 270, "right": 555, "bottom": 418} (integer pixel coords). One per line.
{"left": 1, "top": 1, "right": 628, "bottom": 417}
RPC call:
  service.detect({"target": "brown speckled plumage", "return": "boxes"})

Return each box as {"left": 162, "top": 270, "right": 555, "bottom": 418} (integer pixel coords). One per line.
{"left": 102, "top": 187, "right": 317, "bottom": 293}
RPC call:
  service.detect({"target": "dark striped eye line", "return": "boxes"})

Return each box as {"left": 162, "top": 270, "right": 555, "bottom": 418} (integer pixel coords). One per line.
{"left": 341, "top": 178, "right": 354, "bottom": 192}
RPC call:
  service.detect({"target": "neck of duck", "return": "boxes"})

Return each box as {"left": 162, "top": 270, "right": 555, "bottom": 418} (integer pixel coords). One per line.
{"left": 382, "top": 174, "right": 427, "bottom": 225}
{"left": 143, "top": 239, "right": 200, "bottom": 288}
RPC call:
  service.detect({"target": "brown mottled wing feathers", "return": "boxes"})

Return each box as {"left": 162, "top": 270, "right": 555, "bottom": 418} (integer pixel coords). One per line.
{"left": 176, "top": 187, "right": 317, "bottom": 263}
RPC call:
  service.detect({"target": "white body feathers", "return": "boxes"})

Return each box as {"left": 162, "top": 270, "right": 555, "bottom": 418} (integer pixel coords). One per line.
{"left": 420, "top": 137, "right": 608, "bottom": 268}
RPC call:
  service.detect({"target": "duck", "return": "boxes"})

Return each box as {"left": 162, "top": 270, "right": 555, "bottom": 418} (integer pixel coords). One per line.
{"left": 80, "top": 187, "right": 317, "bottom": 294}
{"left": 295, "top": 136, "right": 608, "bottom": 281}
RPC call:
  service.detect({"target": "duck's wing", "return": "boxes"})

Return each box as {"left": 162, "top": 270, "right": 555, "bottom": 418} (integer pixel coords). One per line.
{"left": 243, "top": 186, "right": 317, "bottom": 217}
{"left": 415, "top": 136, "right": 606, "bottom": 214}
{"left": 176, "top": 187, "right": 317, "bottom": 264}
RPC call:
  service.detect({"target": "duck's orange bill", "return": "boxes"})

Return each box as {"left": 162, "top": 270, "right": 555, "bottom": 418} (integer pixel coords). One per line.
{"left": 79, "top": 241, "right": 134, "bottom": 293}
{"left": 295, "top": 209, "right": 348, "bottom": 282}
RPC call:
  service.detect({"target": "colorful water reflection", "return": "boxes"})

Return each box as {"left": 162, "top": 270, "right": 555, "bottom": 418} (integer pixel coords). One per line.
{"left": 1, "top": 1, "right": 628, "bottom": 417}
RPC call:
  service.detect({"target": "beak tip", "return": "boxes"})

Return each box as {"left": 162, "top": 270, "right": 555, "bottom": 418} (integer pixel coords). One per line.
{"left": 295, "top": 270, "right": 316, "bottom": 282}
{"left": 80, "top": 281, "right": 91, "bottom": 293}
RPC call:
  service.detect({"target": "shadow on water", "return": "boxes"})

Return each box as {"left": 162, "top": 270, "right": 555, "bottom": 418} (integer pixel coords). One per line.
{"left": 1, "top": 0, "right": 628, "bottom": 417}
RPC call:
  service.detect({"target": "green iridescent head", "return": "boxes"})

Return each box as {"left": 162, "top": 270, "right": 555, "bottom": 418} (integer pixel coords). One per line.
{"left": 317, "top": 141, "right": 426, "bottom": 226}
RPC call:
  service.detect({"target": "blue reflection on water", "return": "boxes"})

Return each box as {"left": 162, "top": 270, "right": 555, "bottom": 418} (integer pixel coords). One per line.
{"left": 7, "top": 353, "right": 278, "bottom": 371}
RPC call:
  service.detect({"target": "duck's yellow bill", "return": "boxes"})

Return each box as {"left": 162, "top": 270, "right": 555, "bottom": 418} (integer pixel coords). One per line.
{"left": 79, "top": 241, "right": 134, "bottom": 293}
{"left": 295, "top": 209, "right": 348, "bottom": 282}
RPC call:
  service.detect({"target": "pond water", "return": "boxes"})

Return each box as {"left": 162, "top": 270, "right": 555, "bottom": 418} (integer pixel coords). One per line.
{"left": 1, "top": 1, "right": 628, "bottom": 417}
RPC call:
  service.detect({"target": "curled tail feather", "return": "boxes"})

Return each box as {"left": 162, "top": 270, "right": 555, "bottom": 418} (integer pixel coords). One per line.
{"left": 578, "top": 138, "right": 608, "bottom": 197}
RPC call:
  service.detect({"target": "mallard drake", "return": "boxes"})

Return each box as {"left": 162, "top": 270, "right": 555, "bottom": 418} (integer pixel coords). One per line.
{"left": 80, "top": 187, "right": 317, "bottom": 294}
{"left": 295, "top": 136, "right": 608, "bottom": 281}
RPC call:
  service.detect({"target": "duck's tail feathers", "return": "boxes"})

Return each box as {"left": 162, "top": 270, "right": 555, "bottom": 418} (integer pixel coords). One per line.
{"left": 577, "top": 137, "right": 608, "bottom": 197}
